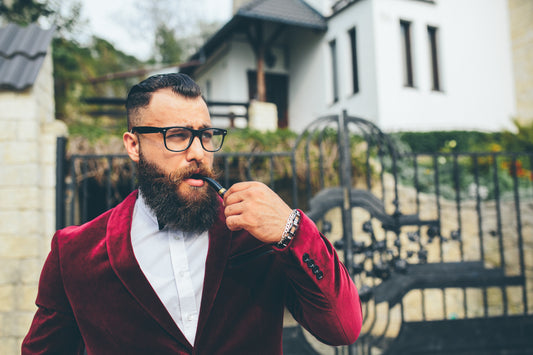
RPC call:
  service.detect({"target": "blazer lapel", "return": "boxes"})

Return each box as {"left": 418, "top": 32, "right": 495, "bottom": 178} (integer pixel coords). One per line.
{"left": 194, "top": 200, "right": 232, "bottom": 346}
{"left": 106, "top": 190, "right": 191, "bottom": 349}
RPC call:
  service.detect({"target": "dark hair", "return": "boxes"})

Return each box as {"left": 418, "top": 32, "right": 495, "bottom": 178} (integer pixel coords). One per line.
{"left": 126, "top": 73, "right": 203, "bottom": 130}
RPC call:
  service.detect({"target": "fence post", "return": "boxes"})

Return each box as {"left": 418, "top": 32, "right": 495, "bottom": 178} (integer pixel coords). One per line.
{"left": 55, "top": 136, "right": 67, "bottom": 230}
{"left": 338, "top": 110, "right": 357, "bottom": 354}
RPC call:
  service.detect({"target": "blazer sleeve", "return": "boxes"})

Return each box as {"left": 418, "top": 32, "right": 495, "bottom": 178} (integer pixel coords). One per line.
{"left": 274, "top": 210, "right": 363, "bottom": 346}
{"left": 22, "top": 232, "right": 85, "bottom": 355}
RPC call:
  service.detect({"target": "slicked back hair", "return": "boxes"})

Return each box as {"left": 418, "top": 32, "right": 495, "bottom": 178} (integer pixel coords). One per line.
{"left": 125, "top": 73, "right": 203, "bottom": 130}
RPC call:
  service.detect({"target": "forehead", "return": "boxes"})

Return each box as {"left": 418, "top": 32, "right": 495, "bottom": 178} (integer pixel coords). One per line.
{"left": 140, "top": 88, "right": 211, "bottom": 128}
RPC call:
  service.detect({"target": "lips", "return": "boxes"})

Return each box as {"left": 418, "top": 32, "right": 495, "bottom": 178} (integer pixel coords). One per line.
{"left": 185, "top": 174, "right": 205, "bottom": 187}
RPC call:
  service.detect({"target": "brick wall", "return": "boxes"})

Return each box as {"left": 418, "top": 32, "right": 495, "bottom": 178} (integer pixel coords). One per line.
{"left": 0, "top": 50, "right": 67, "bottom": 354}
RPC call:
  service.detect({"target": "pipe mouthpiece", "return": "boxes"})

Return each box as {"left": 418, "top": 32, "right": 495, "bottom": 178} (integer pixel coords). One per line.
{"left": 194, "top": 175, "right": 227, "bottom": 197}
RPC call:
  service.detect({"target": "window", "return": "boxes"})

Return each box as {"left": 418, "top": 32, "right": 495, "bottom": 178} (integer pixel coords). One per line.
{"left": 205, "top": 80, "right": 211, "bottom": 100}
{"left": 348, "top": 27, "right": 360, "bottom": 94}
{"left": 329, "top": 39, "right": 339, "bottom": 103}
{"left": 427, "top": 25, "right": 441, "bottom": 91}
{"left": 400, "top": 20, "right": 414, "bottom": 87}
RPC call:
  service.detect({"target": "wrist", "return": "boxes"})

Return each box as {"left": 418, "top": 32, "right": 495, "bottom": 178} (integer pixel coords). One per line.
{"left": 276, "top": 209, "right": 301, "bottom": 248}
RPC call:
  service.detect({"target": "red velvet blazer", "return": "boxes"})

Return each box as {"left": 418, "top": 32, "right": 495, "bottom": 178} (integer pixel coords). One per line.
{"left": 22, "top": 191, "right": 362, "bottom": 354}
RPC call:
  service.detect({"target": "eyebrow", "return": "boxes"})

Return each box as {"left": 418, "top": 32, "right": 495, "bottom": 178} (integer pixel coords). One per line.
{"left": 182, "top": 123, "right": 212, "bottom": 129}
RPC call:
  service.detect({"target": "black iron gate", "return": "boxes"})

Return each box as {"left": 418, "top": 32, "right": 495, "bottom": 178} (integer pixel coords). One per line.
{"left": 57, "top": 113, "right": 533, "bottom": 354}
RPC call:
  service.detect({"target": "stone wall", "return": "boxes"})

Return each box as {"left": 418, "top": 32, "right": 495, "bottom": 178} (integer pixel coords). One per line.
{"left": 0, "top": 50, "right": 67, "bottom": 354}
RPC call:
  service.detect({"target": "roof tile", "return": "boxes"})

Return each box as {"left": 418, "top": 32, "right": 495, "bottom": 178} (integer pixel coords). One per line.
{"left": 0, "top": 23, "right": 55, "bottom": 91}
{"left": 237, "top": 0, "right": 326, "bottom": 30}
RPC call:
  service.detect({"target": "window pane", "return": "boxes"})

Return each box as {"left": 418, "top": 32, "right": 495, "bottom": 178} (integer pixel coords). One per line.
{"left": 329, "top": 39, "right": 339, "bottom": 102}
{"left": 349, "top": 27, "right": 360, "bottom": 94}
{"left": 400, "top": 20, "right": 414, "bottom": 87}
{"left": 428, "top": 26, "right": 441, "bottom": 91}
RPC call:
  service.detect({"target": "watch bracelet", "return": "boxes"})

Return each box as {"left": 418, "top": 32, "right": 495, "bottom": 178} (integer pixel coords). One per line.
{"left": 276, "top": 209, "right": 301, "bottom": 248}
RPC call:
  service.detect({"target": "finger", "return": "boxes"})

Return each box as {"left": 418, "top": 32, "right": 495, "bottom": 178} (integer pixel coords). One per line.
{"left": 225, "top": 215, "right": 246, "bottom": 232}
{"left": 224, "top": 201, "right": 245, "bottom": 218}
{"left": 224, "top": 183, "right": 257, "bottom": 206}
{"left": 224, "top": 181, "right": 261, "bottom": 203}
{"left": 226, "top": 181, "right": 254, "bottom": 194}
{"left": 223, "top": 190, "right": 244, "bottom": 208}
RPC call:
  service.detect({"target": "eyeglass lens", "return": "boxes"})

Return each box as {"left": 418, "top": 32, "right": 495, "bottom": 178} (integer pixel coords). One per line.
{"left": 165, "top": 127, "right": 224, "bottom": 152}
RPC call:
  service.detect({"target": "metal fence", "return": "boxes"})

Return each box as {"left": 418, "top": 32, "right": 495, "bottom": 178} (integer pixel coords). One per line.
{"left": 56, "top": 113, "right": 533, "bottom": 354}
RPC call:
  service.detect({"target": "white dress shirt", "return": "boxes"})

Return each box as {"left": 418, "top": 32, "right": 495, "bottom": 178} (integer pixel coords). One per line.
{"left": 130, "top": 193, "right": 209, "bottom": 345}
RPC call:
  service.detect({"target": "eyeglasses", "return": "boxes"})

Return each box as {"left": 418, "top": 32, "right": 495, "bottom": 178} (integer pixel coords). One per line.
{"left": 131, "top": 126, "right": 227, "bottom": 152}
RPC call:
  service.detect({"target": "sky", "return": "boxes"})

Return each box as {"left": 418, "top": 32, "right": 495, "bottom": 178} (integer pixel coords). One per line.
{"left": 80, "top": 0, "right": 233, "bottom": 60}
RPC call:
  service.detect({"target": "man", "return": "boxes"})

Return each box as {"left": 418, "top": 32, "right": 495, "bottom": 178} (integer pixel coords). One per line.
{"left": 22, "top": 73, "right": 362, "bottom": 354}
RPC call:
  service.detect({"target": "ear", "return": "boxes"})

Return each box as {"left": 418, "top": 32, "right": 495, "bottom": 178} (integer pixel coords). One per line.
{"left": 123, "top": 132, "right": 140, "bottom": 163}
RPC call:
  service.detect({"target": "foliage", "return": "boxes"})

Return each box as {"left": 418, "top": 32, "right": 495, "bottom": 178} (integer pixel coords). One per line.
{"left": 500, "top": 119, "right": 533, "bottom": 152}
{"left": 394, "top": 130, "right": 503, "bottom": 153}
{"left": 68, "top": 117, "right": 125, "bottom": 143}
{"left": 222, "top": 128, "right": 298, "bottom": 153}
{"left": 0, "top": 0, "right": 145, "bottom": 123}
{"left": 153, "top": 24, "right": 183, "bottom": 65}
{"left": 53, "top": 36, "right": 144, "bottom": 121}
{"left": 0, "top": 0, "right": 53, "bottom": 24}
{"left": 130, "top": 0, "right": 222, "bottom": 64}
{"left": 0, "top": 0, "right": 82, "bottom": 37}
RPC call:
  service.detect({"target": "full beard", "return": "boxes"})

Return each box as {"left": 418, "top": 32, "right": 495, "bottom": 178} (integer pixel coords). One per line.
{"left": 137, "top": 153, "right": 220, "bottom": 233}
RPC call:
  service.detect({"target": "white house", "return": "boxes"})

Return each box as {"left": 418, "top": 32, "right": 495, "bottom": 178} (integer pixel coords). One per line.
{"left": 182, "top": 0, "right": 519, "bottom": 133}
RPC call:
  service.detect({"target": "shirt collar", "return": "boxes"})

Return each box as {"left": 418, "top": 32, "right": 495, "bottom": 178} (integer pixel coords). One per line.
{"left": 135, "top": 192, "right": 164, "bottom": 231}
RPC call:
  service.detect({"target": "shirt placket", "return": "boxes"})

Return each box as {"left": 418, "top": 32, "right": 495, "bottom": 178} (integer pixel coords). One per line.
{"left": 169, "top": 231, "right": 199, "bottom": 344}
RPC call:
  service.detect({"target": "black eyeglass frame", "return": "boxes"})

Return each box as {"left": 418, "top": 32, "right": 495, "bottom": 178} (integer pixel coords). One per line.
{"left": 131, "top": 126, "right": 228, "bottom": 152}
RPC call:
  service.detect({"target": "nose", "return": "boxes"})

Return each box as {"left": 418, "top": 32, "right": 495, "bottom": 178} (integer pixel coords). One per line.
{"left": 185, "top": 135, "right": 206, "bottom": 162}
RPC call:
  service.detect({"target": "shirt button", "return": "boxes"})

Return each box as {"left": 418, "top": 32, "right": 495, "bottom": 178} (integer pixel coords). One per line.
{"left": 187, "top": 313, "right": 196, "bottom": 322}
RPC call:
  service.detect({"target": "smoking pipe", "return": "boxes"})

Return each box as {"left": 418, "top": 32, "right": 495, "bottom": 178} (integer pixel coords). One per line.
{"left": 198, "top": 176, "right": 227, "bottom": 197}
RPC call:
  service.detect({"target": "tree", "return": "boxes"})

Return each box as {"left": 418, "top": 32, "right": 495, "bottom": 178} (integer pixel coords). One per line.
{"left": 0, "top": 0, "right": 83, "bottom": 37}
{"left": 52, "top": 36, "right": 144, "bottom": 120}
{"left": 154, "top": 23, "right": 183, "bottom": 65}
{"left": 1, "top": 0, "right": 145, "bottom": 122}
{"left": 0, "top": 0, "right": 53, "bottom": 24}
{"left": 130, "top": 0, "right": 222, "bottom": 65}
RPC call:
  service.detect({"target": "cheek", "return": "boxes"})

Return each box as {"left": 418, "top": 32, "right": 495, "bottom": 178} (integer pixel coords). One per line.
{"left": 144, "top": 149, "right": 187, "bottom": 171}
{"left": 205, "top": 154, "right": 214, "bottom": 167}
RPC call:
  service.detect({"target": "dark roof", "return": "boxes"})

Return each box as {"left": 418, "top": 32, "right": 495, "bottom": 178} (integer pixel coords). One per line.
{"left": 0, "top": 23, "right": 55, "bottom": 91}
{"left": 183, "top": 0, "right": 326, "bottom": 73}
{"left": 237, "top": 0, "right": 327, "bottom": 30}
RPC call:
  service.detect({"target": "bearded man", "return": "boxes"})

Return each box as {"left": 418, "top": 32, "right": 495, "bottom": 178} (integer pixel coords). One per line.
{"left": 22, "top": 73, "right": 362, "bottom": 354}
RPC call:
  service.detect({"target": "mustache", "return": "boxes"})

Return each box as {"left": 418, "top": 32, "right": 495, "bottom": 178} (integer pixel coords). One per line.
{"left": 168, "top": 164, "right": 218, "bottom": 184}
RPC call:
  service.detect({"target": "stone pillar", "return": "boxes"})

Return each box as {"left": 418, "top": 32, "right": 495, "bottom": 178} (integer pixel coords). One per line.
{"left": 248, "top": 100, "right": 278, "bottom": 132}
{"left": 508, "top": 0, "right": 533, "bottom": 123}
{"left": 0, "top": 50, "right": 67, "bottom": 354}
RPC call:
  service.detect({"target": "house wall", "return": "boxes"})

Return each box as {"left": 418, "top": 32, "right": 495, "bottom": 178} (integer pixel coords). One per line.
{"left": 286, "top": 28, "right": 328, "bottom": 132}
{"left": 0, "top": 51, "right": 67, "bottom": 354}
{"left": 292, "top": 0, "right": 517, "bottom": 132}
{"left": 316, "top": 0, "right": 380, "bottom": 125}
{"left": 198, "top": 0, "right": 518, "bottom": 133}
{"left": 372, "top": 0, "right": 516, "bottom": 131}
{"left": 195, "top": 37, "right": 290, "bottom": 128}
